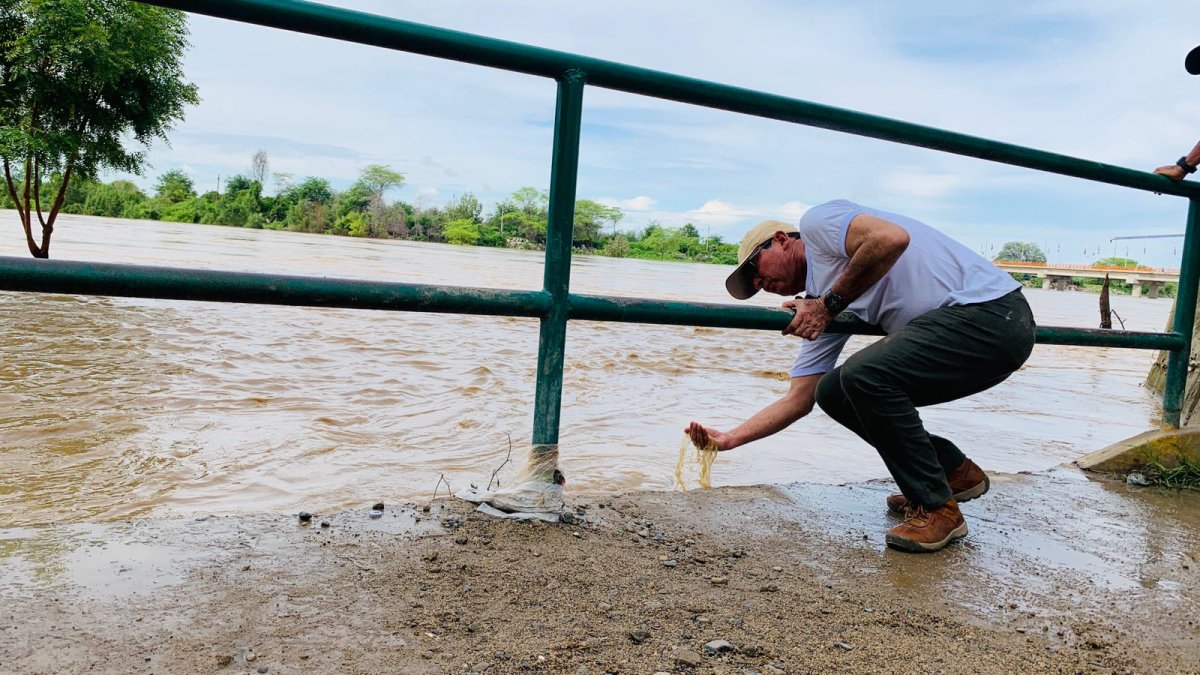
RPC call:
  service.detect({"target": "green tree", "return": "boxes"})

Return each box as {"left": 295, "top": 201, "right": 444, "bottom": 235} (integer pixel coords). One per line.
{"left": 602, "top": 234, "right": 630, "bottom": 258}
{"left": 446, "top": 192, "right": 483, "bottom": 223}
{"left": 155, "top": 169, "right": 196, "bottom": 204}
{"left": 0, "top": 0, "right": 199, "bottom": 257}
{"left": 82, "top": 180, "right": 146, "bottom": 217}
{"left": 444, "top": 218, "right": 480, "bottom": 245}
{"left": 511, "top": 186, "right": 548, "bottom": 215}
{"left": 573, "top": 199, "right": 623, "bottom": 246}
{"left": 993, "top": 241, "right": 1047, "bottom": 263}
{"left": 357, "top": 164, "right": 405, "bottom": 201}
{"left": 296, "top": 177, "right": 333, "bottom": 205}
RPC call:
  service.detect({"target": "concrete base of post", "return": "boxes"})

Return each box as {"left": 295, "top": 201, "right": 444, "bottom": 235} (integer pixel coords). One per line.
{"left": 1076, "top": 427, "right": 1200, "bottom": 473}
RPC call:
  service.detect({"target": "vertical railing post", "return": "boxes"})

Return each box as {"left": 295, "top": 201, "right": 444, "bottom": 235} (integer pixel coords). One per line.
{"left": 1163, "top": 199, "right": 1200, "bottom": 427}
{"left": 531, "top": 68, "right": 586, "bottom": 469}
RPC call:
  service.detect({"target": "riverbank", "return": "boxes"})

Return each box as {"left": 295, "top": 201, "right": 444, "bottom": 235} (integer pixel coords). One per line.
{"left": 2, "top": 467, "right": 1196, "bottom": 674}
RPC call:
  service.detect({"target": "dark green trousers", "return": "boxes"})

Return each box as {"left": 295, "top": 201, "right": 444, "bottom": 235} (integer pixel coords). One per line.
{"left": 814, "top": 289, "right": 1035, "bottom": 507}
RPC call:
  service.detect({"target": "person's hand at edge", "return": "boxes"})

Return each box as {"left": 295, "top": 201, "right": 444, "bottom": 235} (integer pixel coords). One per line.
{"left": 781, "top": 298, "right": 833, "bottom": 340}
{"left": 684, "top": 421, "right": 734, "bottom": 451}
{"left": 1155, "top": 164, "right": 1187, "bottom": 182}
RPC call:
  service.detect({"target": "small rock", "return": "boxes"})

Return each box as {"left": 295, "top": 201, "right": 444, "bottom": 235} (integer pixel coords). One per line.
{"left": 320, "top": 521, "right": 330, "bottom": 528}
{"left": 598, "top": 602, "right": 613, "bottom": 612}
{"left": 772, "top": 566, "right": 783, "bottom": 572}
{"left": 704, "top": 639, "right": 734, "bottom": 655}
{"left": 834, "top": 642, "right": 853, "bottom": 651}
{"left": 215, "top": 654, "right": 233, "bottom": 667}
{"left": 372, "top": 502, "right": 384, "bottom": 511}
{"left": 637, "top": 529, "right": 650, "bottom": 538}
{"left": 422, "top": 504, "right": 431, "bottom": 512}
{"left": 710, "top": 576, "right": 728, "bottom": 585}
{"left": 676, "top": 650, "right": 704, "bottom": 667}
{"left": 561, "top": 511, "right": 579, "bottom": 525}
{"left": 455, "top": 536, "right": 468, "bottom": 545}
{"left": 245, "top": 652, "right": 257, "bottom": 662}
{"left": 663, "top": 560, "right": 678, "bottom": 568}
{"left": 629, "top": 630, "right": 651, "bottom": 644}
{"left": 573, "top": 531, "right": 581, "bottom": 538}
{"left": 495, "top": 650, "right": 510, "bottom": 661}
{"left": 257, "top": 668, "right": 268, "bottom": 674}
{"left": 759, "top": 584, "right": 779, "bottom": 592}
{"left": 298, "top": 512, "right": 312, "bottom": 523}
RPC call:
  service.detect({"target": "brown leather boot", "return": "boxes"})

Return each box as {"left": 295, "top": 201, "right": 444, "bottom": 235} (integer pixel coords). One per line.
{"left": 885, "top": 499, "right": 968, "bottom": 552}
{"left": 886, "top": 458, "right": 989, "bottom": 514}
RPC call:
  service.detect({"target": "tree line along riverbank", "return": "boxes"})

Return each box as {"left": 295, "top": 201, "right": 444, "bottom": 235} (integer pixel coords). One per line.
{"left": 0, "top": 163, "right": 741, "bottom": 265}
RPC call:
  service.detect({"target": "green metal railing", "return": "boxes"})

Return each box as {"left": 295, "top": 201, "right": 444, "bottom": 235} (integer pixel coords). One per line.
{"left": 2, "top": 0, "right": 1198, "bottom": 462}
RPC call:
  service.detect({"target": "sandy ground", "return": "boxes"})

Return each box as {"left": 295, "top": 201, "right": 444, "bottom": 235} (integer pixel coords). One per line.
{"left": 2, "top": 467, "right": 1198, "bottom": 674}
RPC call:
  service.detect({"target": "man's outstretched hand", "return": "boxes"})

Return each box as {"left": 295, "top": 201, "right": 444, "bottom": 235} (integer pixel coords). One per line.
{"left": 685, "top": 421, "right": 734, "bottom": 451}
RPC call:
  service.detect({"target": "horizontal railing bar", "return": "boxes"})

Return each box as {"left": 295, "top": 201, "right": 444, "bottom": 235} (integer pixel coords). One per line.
{"left": 137, "top": 0, "right": 1200, "bottom": 200}
{"left": 0, "top": 256, "right": 550, "bottom": 317}
{"left": 569, "top": 293, "right": 1184, "bottom": 350}
{"left": 0, "top": 257, "right": 1183, "bottom": 351}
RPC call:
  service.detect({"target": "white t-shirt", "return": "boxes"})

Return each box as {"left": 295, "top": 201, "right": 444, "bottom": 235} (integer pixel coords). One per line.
{"left": 790, "top": 200, "right": 1020, "bottom": 377}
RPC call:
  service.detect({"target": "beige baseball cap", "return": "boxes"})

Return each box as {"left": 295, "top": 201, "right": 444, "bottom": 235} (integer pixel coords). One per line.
{"left": 725, "top": 219, "right": 798, "bottom": 300}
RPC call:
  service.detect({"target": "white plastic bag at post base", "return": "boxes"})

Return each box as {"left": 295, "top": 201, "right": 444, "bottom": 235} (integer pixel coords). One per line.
{"left": 457, "top": 483, "right": 564, "bottom": 522}
{"left": 455, "top": 444, "right": 564, "bottom": 519}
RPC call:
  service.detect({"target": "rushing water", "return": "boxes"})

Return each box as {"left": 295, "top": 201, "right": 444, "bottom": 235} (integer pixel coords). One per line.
{"left": 0, "top": 212, "right": 1174, "bottom": 526}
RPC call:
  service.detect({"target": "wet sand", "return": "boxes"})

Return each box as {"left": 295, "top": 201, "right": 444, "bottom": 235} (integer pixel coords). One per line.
{"left": 2, "top": 467, "right": 1198, "bottom": 674}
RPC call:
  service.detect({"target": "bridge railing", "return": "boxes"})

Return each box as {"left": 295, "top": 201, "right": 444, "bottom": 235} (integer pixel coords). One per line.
{"left": 994, "top": 261, "right": 1182, "bottom": 275}
{"left": 1, "top": 0, "right": 1197, "bottom": 461}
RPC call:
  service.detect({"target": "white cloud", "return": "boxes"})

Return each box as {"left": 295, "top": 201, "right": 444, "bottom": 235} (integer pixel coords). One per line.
{"left": 778, "top": 201, "right": 810, "bottom": 221}
{"left": 598, "top": 195, "right": 656, "bottom": 211}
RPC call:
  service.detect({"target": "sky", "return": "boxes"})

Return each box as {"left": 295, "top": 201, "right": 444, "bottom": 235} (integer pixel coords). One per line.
{"left": 120, "top": 0, "right": 1200, "bottom": 268}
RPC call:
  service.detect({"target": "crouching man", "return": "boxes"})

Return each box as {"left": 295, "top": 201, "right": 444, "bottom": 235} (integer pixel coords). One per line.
{"left": 686, "top": 200, "right": 1035, "bottom": 552}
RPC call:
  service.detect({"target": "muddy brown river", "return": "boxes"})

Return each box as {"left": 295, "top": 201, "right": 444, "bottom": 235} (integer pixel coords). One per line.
{"left": 0, "top": 212, "right": 1174, "bottom": 526}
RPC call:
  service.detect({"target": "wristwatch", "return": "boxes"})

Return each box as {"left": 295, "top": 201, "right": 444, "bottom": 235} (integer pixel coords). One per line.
{"left": 822, "top": 291, "right": 849, "bottom": 315}
{"left": 1177, "top": 156, "right": 1197, "bottom": 174}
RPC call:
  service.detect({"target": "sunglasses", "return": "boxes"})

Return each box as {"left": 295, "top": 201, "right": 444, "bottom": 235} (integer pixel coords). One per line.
{"left": 746, "top": 238, "right": 775, "bottom": 272}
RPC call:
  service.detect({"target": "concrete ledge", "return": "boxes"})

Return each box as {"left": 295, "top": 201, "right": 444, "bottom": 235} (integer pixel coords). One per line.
{"left": 1076, "top": 427, "right": 1200, "bottom": 473}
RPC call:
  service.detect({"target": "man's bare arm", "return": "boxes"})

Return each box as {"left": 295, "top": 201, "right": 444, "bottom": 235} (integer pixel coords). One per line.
{"left": 829, "top": 213, "right": 911, "bottom": 302}
{"left": 685, "top": 374, "right": 821, "bottom": 451}
{"left": 782, "top": 213, "right": 909, "bottom": 341}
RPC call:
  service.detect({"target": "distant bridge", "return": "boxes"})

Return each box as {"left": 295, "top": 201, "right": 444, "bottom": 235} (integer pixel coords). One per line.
{"left": 994, "top": 261, "right": 1181, "bottom": 298}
